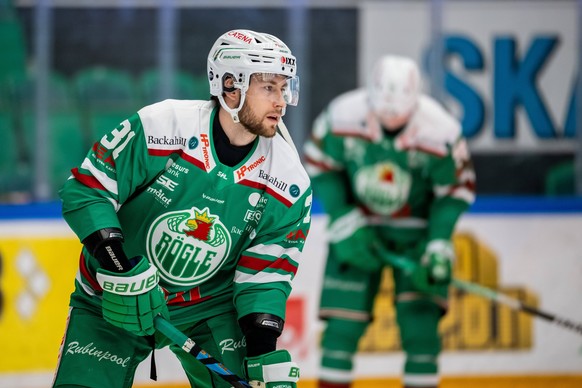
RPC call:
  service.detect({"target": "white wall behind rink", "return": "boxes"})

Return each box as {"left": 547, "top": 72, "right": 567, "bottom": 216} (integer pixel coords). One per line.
{"left": 1, "top": 212, "right": 581, "bottom": 387}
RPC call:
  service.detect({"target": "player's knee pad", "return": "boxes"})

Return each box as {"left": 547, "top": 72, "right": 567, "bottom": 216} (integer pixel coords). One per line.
{"left": 396, "top": 299, "right": 442, "bottom": 358}
{"left": 321, "top": 317, "right": 368, "bottom": 353}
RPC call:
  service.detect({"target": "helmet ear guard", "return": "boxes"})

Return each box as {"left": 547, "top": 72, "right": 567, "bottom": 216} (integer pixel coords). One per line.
{"left": 221, "top": 73, "right": 237, "bottom": 93}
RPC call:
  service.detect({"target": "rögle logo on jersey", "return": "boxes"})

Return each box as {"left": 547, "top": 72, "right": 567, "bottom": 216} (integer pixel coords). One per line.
{"left": 354, "top": 162, "right": 412, "bottom": 216}
{"left": 146, "top": 207, "right": 231, "bottom": 286}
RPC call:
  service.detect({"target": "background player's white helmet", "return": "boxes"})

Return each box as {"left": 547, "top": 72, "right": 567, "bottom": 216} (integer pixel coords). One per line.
{"left": 207, "top": 29, "right": 299, "bottom": 122}
{"left": 368, "top": 55, "right": 421, "bottom": 129}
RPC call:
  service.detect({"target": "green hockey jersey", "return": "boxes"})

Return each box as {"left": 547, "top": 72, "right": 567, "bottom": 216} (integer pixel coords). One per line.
{"left": 304, "top": 89, "right": 475, "bottom": 244}
{"left": 60, "top": 99, "right": 312, "bottom": 324}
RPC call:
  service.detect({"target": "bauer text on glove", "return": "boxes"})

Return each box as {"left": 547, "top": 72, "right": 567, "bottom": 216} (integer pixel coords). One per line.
{"left": 97, "top": 256, "right": 169, "bottom": 336}
{"left": 244, "top": 349, "right": 300, "bottom": 388}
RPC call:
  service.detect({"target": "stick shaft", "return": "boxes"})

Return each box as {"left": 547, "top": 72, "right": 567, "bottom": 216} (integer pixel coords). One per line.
{"left": 154, "top": 316, "right": 251, "bottom": 387}
{"left": 381, "top": 249, "right": 582, "bottom": 336}
{"left": 452, "top": 278, "right": 582, "bottom": 335}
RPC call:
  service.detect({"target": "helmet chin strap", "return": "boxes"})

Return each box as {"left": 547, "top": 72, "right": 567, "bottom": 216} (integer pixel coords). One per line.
{"left": 218, "top": 87, "right": 248, "bottom": 123}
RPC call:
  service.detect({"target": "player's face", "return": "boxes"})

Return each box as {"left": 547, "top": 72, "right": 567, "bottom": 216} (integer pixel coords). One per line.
{"left": 239, "top": 74, "right": 287, "bottom": 137}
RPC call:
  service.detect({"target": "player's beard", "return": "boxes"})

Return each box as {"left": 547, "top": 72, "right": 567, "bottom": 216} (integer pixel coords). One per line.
{"left": 238, "top": 101, "right": 278, "bottom": 138}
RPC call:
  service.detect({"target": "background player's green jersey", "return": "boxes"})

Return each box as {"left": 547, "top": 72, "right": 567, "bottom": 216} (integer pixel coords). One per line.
{"left": 60, "top": 99, "right": 312, "bottom": 325}
{"left": 304, "top": 89, "right": 474, "bottom": 244}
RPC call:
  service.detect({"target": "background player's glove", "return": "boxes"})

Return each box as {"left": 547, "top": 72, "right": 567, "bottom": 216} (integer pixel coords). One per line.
{"left": 96, "top": 256, "right": 169, "bottom": 336}
{"left": 412, "top": 239, "right": 455, "bottom": 292}
{"left": 244, "top": 349, "right": 300, "bottom": 388}
{"left": 328, "top": 207, "right": 382, "bottom": 272}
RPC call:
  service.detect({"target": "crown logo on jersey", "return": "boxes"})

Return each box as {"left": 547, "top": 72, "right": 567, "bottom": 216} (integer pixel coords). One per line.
{"left": 354, "top": 162, "right": 412, "bottom": 216}
{"left": 147, "top": 207, "right": 231, "bottom": 287}
{"left": 184, "top": 209, "right": 215, "bottom": 241}
{"left": 379, "top": 166, "right": 394, "bottom": 183}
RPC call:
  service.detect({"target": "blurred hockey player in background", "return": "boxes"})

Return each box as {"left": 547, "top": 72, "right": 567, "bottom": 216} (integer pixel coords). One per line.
{"left": 53, "top": 29, "right": 310, "bottom": 388}
{"left": 304, "top": 55, "right": 475, "bottom": 388}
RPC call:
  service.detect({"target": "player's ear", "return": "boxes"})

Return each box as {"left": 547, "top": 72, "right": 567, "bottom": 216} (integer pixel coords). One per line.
{"left": 222, "top": 75, "right": 239, "bottom": 104}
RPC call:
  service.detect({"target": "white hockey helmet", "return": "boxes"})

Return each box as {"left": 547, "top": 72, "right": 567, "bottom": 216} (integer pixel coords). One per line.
{"left": 368, "top": 55, "right": 421, "bottom": 129}
{"left": 207, "top": 29, "right": 299, "bottom": 122}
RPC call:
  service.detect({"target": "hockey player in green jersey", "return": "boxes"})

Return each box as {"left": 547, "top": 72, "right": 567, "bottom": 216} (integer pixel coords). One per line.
{"left": 53, "top": 29, "right": 311, "bottom": 388}
{"left": 304, "top": 55, "right": 475, "bottom": 388}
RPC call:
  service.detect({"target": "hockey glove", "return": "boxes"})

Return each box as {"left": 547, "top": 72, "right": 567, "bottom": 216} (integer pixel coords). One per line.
{"left": 244, "top": 349, "right": 300, "bottom": 388}
{"left": 96, "top": 256, "right": 169, "bottom": 336}
{"left": 412, "top": 239, "right": 455, "bottom": 293}
{"left": 328, "top": 207, "right": 382, "bottom": 272}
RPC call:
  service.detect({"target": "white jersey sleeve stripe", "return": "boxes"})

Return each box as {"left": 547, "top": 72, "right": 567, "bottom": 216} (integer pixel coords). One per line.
{"left": 80, "top": 157, "right": 119, "bottom": 195}
{"left": 234, "top": 270, "right": 293, "bottom": 285}
{"left": 244, "top": 243, "right": 302, "bottom": 264}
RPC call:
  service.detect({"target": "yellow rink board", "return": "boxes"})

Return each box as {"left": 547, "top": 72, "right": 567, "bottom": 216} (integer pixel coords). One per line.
{"left": 0, "top": 237, "right": 81, "bottom": 371}
{"left": 135, "top": 376, "right": 582, "bottom": 388}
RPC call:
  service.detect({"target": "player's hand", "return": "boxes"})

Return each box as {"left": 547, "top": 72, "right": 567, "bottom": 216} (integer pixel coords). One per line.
{"left": 96, "top": 256, "right": 169, "bottom": 336}
{"left": 244, "top": 349, "right": 300, "bottom": 388}
{"left": 412, "top": 239, "right": 454, "bottom": 292}
{"left": 328, "top": 207, "right": 382, "bottom": 272}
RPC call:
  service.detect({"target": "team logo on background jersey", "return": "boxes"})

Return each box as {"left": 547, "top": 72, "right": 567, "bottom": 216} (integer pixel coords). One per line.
{"left": 354, "top": 162, "right": 411, "bottom": 215}
{"left": 146, "top": 207, "right": 231, "bottom": 287}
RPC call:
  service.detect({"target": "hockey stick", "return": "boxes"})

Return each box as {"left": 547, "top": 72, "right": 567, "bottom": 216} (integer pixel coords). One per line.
{"left": 154, "top": 316, "right": 251, "bottom": 387}
{"left": 377, "top": 247, "right": 582, "bottom": 336}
